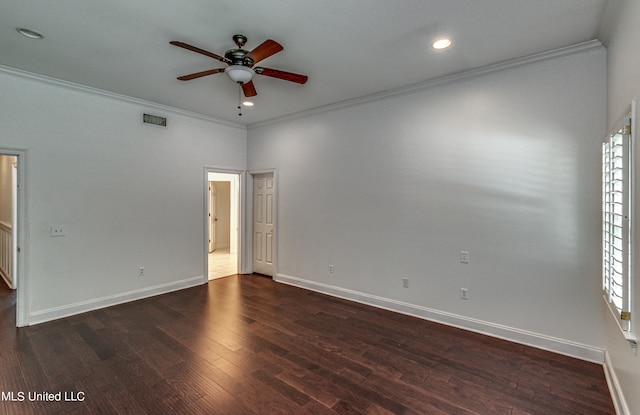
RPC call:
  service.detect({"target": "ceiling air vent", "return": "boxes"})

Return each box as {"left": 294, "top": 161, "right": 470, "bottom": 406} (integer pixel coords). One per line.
{"left": 142, "top": 113, "right": 167, "bottom": 127}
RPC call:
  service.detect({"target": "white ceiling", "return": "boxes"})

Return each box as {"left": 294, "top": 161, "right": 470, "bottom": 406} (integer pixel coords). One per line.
{"left": 0, "top": 0, "right": 612, "bottom": 126}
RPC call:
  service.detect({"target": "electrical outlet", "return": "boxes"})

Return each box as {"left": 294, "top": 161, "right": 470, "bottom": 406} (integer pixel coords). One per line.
{"left": 460, "top": 288, "right": 468, "bottom": 300}
{"left": 138, "top": 267, "right": 145, "bottom": 277}
{"left": 402, "top": 278, "right": 409, "bottom": 288}
{"left": 51, "top": 225, "right": 66, "bottom": 237}
{"left": 460, "top": 251, "right": 469, "bottom": 263}
{"left": 329, "top": 264, "right": 335, "bottom": 274}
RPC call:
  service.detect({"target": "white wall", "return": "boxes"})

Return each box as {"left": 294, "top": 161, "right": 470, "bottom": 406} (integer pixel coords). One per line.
{"left": 0, "top": 69, "right": 246, "bottom": 323}
{"left": 248, "top": 46, "right": 607, "bottom": 360}
{"left": 603, "top": 0, "right": 640, "bottom": 413}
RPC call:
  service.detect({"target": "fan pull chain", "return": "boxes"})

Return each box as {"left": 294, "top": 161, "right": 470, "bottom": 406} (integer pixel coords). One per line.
{"left": 237, "top": 83, "right": 242, "bottom": 116}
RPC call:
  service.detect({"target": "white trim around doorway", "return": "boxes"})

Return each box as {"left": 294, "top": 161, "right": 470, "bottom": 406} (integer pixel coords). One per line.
{"left": 203, "top": 167, "right": 246, "bottom": 278}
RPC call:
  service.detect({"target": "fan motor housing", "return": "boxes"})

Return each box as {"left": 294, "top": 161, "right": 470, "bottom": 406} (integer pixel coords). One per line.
{"left": 225, "top": 48, "right": 253, "bottom": 66}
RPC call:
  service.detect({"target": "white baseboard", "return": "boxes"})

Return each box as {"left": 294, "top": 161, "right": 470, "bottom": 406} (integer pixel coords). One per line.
{"left": 275, "top": 273, "right": 605, "bottom": 364}
{"left": 28, "top": 275, "right": 207, "bottom": 326}
{"left": 603, "top": 351, "right": 630, "bottom": 415}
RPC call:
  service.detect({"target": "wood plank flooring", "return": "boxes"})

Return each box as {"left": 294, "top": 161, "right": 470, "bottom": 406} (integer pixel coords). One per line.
{"left": 0, "top": 275, "right": 615, "bottom": 414}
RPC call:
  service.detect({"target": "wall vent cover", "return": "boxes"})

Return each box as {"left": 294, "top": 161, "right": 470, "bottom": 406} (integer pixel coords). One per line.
{"left": 142, "top": 113, "right": 167, "bottom": 127}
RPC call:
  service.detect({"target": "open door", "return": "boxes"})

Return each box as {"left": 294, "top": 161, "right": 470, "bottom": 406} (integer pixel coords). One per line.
{"left": 208, "top": 182, "right": 216, "bottom": 253}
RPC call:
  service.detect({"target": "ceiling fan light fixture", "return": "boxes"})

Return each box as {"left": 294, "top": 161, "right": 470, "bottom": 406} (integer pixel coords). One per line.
{"left": 242, "top": 101, "right": 254, "bottom": 107}
{"left": 225, "top": 65, "right": 255, "bottom": 84}
{"left": 432, "top": 38, "right": 452, "bottom": 50}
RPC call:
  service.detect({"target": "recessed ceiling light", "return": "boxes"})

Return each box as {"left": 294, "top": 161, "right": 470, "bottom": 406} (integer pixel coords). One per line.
{"left": 242, "top": 101, "right": 254, "bottom": 107}
{"left": 432, "top": 38, "right": 452, "bottom": 50}
{"left": 16, "top": 28, "right": 44, "bottom": 39}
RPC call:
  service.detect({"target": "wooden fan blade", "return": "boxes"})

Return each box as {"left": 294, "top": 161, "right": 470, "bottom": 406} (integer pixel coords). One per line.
{"left": 245, "top": 39, "right": 283, "bottom": 65}
{"left": 242, "top": 81, "right": 257, "bottom": 97}
{"left": 255, "top": 67, "right": 308, "bottom": 84}
{"left": 177, "top": 68, "right": 225, "bottom": 81}
{"left": 170, "top": 41, "right": 230, "bottom": 64}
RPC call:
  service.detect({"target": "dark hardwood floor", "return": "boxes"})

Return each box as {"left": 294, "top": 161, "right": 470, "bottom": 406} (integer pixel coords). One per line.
{"left": 0, "top": 275, "right": 615, "bottom": 414}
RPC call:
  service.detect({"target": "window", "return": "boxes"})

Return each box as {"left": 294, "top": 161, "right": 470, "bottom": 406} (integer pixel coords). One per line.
{"left": 602, "top": 111, "right": 634, "bottom": 338}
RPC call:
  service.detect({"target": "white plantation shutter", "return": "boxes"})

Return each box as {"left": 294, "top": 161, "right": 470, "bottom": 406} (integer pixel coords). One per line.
{"left": 602, "top": 118, "right": 632, "bottom": 332}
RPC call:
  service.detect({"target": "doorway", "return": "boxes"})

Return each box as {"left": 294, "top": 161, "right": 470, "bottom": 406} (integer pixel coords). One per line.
{"left": 206, "top": 171, "right": 241, "bottom": 280}
{"left": 0, "top": 149, "right": 25, "bottom": 327}
{"left": 0, "top": 155, "right": 17, "bottom": 290}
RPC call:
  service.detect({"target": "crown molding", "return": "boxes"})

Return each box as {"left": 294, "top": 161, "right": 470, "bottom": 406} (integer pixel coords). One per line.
{"left": 249, "top": 40, "right": 604, "bottom": 130}
{"left": 0, "top": 39, "right": 603, "bottom": 132}
{"left": 0, "top": 65, "right": 246, "bottom": 130}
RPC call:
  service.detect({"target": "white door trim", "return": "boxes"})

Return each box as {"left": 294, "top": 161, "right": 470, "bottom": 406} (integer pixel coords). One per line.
{"left": 0, "top": 148, "right": 28, "bottom": 327}
{"left": 203, "top": 167, "right": 245, "bottom": 278}
{"left": 248, "top": 169, "right": 278, "bottom": 276}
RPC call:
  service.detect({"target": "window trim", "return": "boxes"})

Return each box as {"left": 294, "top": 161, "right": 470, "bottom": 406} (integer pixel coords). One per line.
{"left": 603, "top": 101, "right": 637, "bottom": 348}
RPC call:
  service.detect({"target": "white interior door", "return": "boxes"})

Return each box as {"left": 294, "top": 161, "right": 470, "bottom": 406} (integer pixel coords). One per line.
{"left": 208, "top": 182, "right": 216, "bottom": 253}
{"left": 253, "top": 174, "right": 274, "bottom": 276}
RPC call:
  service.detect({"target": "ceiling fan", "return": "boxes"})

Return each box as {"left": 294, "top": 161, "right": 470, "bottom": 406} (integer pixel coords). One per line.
{"left": 170, "top": 34, "right": 308, "bottom": 99}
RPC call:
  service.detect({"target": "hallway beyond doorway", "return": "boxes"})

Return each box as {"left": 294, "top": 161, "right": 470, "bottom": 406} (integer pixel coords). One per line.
{"left": 206, "top": 170, "right": 241, "bottom": 280}
{"left": 208, "top": 248, "right": 237, "bottom": 279}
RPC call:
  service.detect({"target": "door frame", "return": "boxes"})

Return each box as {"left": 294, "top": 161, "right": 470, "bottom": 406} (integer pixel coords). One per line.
{"left": 248, "top": 169, "right": 278, "bottom": 276}
{"left": 0, "top": 148, "right": 28, "bottom": 327}
{"left": 204, "top": 167, "right": 245, "bottom": 278}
